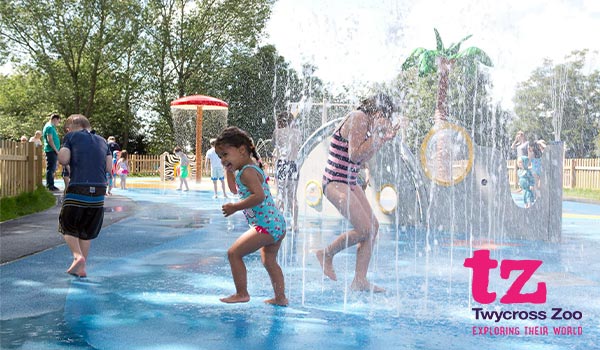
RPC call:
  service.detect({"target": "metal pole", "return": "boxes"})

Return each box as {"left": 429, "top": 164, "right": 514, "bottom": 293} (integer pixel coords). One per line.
{"left": 196, "top": 106, "right": 203, "bottom": 183}
{"left": 322, "top": 97, "right": 327, "bottom": 125}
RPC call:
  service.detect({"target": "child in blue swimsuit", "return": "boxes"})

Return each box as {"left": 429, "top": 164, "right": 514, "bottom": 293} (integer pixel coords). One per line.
{"left": 215, "top": 126, "right": 288, "bottom": 306}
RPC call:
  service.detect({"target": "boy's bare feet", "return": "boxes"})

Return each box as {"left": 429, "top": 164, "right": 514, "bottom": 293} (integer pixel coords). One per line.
{"left": 316, "top": 250, "right": 337, "bottom": 281}
{"left": 66, "top": 256, "right": 87, "bottom": 277}
{"left": 264, "top": 297, "right": 288, "bottom": 306}
{"left": 350, "top": 279, "right": 385, "bottom": 293}
{"left": 220, "top": 293, "right": 250, "bottom": 304}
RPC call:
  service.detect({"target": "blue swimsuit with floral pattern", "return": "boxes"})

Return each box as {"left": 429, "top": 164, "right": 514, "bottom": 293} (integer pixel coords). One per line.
{"left": 235, "top": 164, "right": 286, "bottom": 241}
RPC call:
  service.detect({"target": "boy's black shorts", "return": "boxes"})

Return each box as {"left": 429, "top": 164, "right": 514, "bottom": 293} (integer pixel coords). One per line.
{"left": 59, "top": 185, "right": 106, "bottom": 240}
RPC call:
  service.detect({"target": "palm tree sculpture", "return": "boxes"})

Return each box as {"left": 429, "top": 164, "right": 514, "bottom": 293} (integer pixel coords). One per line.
{"left": 402, "top": 28, "right": 493, "bottom": 122}
{"left": 402, "top": 29, "right": 493, "bottom": 184}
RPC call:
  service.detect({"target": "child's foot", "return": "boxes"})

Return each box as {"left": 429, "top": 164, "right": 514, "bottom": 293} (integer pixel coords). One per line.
{"left": 183, "top": 189, "right": 189, "bottom": 192}
{"left": 316, "top": 249, "right": 337, "bottom": 281}
{"left": 264, "top": 297, "right": 288, "bottom": 306}
{"left": 213, "top": 194, "right": 218, "bottom": 199}
{"left": 220, "top": 293, "right": 250, "bottom": 303}
{"left": 66, "top": 256, "right": 87, "bottom": 277}
{"left": 176, "top": 188, "right": 181, "bottom": 191}
{"left": 350, "top": 279, "right": 385, "bottom": 293}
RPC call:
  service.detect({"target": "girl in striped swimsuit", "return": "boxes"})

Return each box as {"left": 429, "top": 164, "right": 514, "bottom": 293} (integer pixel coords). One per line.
{"left": 317, "top": 93, "right": 399, "bottom": 293}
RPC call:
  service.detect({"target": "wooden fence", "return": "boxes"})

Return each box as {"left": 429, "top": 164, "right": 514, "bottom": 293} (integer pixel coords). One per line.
{"left": 128, "top": 154, "right": 162, "bottom": 176}
{"left": 0, "top": 141, "right": 44, "bottom": 197}
{"left": 158, "top": 152, "right": 275, "bottom": 181}
{"left": 507, "top": 158, "right": 600, "bottom": 189}
{"left": 2, "top": 138, "right": 598, "bottom": 198}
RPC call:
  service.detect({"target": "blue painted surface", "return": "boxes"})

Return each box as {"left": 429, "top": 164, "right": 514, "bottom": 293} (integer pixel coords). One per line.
{"left": 1, "top": 188, "right": 599, "bottom": 349}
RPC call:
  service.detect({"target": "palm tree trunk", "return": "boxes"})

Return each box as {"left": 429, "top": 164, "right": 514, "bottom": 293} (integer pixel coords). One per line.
{"left": 434, "top": 58, "right": 451, "bottom": 183}
{"left": 435, "top": 58, "right": 451, "bottom": 121}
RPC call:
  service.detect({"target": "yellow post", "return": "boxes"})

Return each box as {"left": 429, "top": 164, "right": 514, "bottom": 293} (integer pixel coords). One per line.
{"left": 196, "top": 105, "right": 204, "bottom": 183}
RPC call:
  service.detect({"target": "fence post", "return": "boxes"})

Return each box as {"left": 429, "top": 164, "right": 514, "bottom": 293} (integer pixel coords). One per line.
{"left": 570, "top": 159, "right": 576, "bottom": 189}
{"left": 35, "top": 145, "right": 43, "bottom": 188}
{"left": 26, "top": 142, "right": 35, "bottom": 192}
{"left": 160, "top": 152, "right": 167, "bottom": 181}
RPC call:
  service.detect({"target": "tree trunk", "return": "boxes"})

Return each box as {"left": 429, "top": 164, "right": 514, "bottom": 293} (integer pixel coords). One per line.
{"left": 433, "top": 57, "right": 452, "bottom": 184}
{"left": 435, "top": 57, "right": 451, "bottom": 121}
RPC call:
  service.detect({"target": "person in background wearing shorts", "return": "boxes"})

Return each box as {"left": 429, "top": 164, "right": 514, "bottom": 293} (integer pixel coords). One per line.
{"left": 58, "top": 114, "right": 112, "bottom": 278}
{"left": 272, "top": 111, "right": 301, "bottom": 233}
{"left": 174, "top": 146, "right": 190, "bottom": 191}
{"left": 205, "top": 138, "right": 228, "bottom": 199}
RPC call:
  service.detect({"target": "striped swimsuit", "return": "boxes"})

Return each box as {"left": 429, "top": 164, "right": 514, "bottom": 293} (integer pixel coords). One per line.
{"left": 323, "top": 127, "right": 361, "bottom": 188}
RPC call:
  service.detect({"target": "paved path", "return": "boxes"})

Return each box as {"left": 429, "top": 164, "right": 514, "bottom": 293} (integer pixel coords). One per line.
{"left": 0, "top": 193, "right": 135, "bottom": 264}
{"left": 0, "top": 177, "right": 226, "bottom": 264}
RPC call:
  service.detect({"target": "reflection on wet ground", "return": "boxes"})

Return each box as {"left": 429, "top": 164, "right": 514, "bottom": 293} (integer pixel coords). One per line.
{"left": 1, "top": 188, "right": 599, "bottom": 350}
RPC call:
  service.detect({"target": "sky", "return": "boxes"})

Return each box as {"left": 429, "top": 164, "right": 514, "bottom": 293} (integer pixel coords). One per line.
{"left": 263, "top": 0, "right": 600, "bottom": 110}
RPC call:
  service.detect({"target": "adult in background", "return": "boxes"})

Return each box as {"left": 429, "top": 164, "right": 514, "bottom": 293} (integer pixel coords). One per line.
{"left": 316, "top": 93, "right": 400, "bottom": 292}
{"left": 510, "top": 130, "right": 530, "bottom": 191}
{"left": 528, "top": 138, "right": 546, "bottom": 191}
{"left": 106, "top": 136, "right": 121, "bottom": 189}
{"left": 43, "top": 113, "right": 61, "bottom": 191}
{"left": 29, "top": 130, "right": 43, "bottom": 147}
{"left": 511, "top": 130, "right": 529, "bottom": 158}
{"left": 107, "top": 136, "right": 121, "bottom": 154}
{"left": 272, "top": 111, "right": 301, "bottom": 232}
{"left": 58, "top": 114, "right": 112, "bottom": 278}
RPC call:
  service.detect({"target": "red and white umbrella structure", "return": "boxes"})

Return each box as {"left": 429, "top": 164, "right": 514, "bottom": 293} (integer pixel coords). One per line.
{"left": 171, "top": 95, "right": 228, "bottom": 182}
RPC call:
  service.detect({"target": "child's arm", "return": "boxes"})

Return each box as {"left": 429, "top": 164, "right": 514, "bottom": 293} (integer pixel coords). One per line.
{"left": 204, "top": 155, "right": 209, "bottom": 169}
{"left": 222, "top": 168, "right": 265, "bottom": 217}
{"left": 225, "top": 170, "right": 237, "bottom": 194}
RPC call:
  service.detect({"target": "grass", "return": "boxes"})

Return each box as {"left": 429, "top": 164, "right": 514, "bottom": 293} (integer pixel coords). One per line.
{"left": 0, "top": 186, "right": 56, "bottom": 222}
{"left": 563, "top": 188, "right": 600, "bottom": 202}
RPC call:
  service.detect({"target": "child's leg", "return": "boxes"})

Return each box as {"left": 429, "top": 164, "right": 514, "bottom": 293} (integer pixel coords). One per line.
{"left": 212, "top": 180, "right": 218, "bottom": 196}
{"left": 220, "top": 228, "right": 275, "bottom": 303}
{"left": 261, "top": 237, "right": 288, "bottom": 306}
{"left": 121, "top": 175, "right": 127, "bottom": 189}
{"left": 183, "top": 178, "right": 189, "bottom": 191}
{"left": 64, "top": 235, "right": 87, "bottom": 277}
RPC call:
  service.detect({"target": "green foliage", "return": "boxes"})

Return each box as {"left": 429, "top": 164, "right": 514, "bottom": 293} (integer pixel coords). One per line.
{"left": 398, "top": 28, "right": 504, "bottom": 153}
{"left": 394, "top": 62, "right": 509, "bottom": 154}
{"left": 0, "top": 69, "right": 53, "bottom": 140}
{"left": 0, "top": 186, "right": 55, "bottom": 222}
{"left": 513, "top": 50, "right": 600, "bottom": 157}
{"left": 401, "top": 28, "right": 493, "bottom": 77}
{"left": 141, "top": 0, "right": 274, "bottom": 150}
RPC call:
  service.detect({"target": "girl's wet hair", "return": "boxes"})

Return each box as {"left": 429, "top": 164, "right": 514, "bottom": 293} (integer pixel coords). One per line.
{"left": 215, "top": 126, "right": 263, "bottom": 168}
{"left": 357, "top": 92, "right": 395, "bottom": 119}
{"left": 276, "top": 111, "right": 294, "bottom": 128}
{"left": 120, "top": 150, "right": 128, "bottom": 159}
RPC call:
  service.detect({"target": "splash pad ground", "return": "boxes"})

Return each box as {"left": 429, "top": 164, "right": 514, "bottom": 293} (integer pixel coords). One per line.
{"left": 1, "top": 180, "right": 599, "bottom": 350}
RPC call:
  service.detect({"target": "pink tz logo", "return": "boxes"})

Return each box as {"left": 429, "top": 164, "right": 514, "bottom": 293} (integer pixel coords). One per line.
{"left": 463, "top": 250, "right": 546, "bottom": 304}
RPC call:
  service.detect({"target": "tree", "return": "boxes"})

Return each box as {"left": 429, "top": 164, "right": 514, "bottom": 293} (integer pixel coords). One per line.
{"left": 0, "top": 0, "right": 143, "bottom": 121}
{"left": 0, "top": 69, "right": 53, "bottom": 140}
{"left": 513, "top": 50, "right": 600, "bottom": 158}
{"left": 140, "top": 0, "right": 274, "bottom": 151}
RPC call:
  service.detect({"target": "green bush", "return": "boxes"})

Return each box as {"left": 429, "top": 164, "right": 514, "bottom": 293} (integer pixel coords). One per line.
{"left": 0, "top": 186, "right": 56, "bottom": 222}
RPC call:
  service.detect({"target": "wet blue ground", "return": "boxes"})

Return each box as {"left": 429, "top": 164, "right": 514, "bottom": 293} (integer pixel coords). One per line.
{"left": 1, "top": 188, "right": 599, "bottom": 349}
